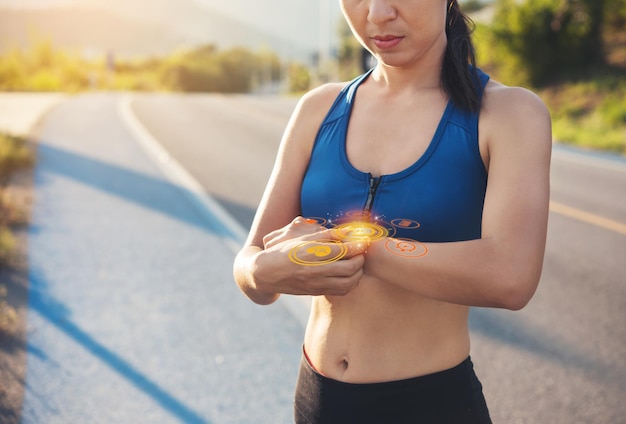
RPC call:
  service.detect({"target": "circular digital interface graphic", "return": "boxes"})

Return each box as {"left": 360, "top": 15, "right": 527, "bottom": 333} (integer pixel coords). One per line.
{"left": 384, "top": 238, "right": 429, "bottom": 258}
{"left": 331, "top": 222, "right": 389, "bottom": 242}
{"left": 344, "top": 210, "right": 372, "bottom": 220}
{"left": 302, "top": 217, "right": 328, "bottom": 226}
{"left": 391, "top": 218, "right": 421, "bottom": 230}
{"left": 288, "top": 240, "right": 348, "bottom": 266}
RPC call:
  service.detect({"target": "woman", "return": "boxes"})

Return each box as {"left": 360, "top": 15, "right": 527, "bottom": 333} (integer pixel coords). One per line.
{"left": 234, "top": 0, "right": 551, "bottom": 422}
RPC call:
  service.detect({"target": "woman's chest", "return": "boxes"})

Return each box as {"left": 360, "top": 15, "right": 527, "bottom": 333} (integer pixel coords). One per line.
{"left": 301, "top": 121, "right": 487, "bottom": 242}
{"left": 345, "top": 98, "right": 447, "bottom": 176}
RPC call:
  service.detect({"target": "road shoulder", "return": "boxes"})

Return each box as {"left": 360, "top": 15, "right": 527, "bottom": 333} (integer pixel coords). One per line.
{"left": 0, "top": 93, "right": 66, "bottom": 423}
{"left": 0, "top": 154, "right": 35, "bottom": 424}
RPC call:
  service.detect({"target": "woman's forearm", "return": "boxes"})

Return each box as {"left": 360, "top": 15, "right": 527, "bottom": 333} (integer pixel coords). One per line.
{"left": 364, "top": 235, "right": 545, "bottom": 310}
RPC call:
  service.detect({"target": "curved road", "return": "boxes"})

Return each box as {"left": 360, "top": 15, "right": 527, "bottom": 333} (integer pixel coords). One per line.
{"left": 19, "top": 93, "right": 303, "bottom": 424}
{"left": 131, "top": 92, "right": 626, "bottom": 424}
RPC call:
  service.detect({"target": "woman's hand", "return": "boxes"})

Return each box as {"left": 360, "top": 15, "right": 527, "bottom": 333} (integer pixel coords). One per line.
{"left": 251, "top": 217, "right": 368, "bottom": 298}
{"left": 263, "top": 216, "right": 327, "bottom": 249}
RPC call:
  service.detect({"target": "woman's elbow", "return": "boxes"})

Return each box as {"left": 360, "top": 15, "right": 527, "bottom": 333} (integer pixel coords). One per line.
{"left": 242, "top": 287, "right": 280, "bottom": 306}
{"left": 499, "top": 287, "right": 535, "bottom": 311}
{"left": 495, "top": 268, "right": 542, "bottom": 311}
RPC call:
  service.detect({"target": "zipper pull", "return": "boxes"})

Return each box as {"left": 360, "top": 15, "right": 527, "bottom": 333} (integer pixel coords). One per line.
{"left": 364, "top": 175, "right": 381, "bottom": 216}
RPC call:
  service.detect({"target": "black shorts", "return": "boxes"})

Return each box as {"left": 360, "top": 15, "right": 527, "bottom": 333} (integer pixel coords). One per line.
{"left": 294, "top": 354, "right": 492, "bottom": 424}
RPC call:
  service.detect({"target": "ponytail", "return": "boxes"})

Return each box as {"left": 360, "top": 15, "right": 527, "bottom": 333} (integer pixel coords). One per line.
{"left": 442, "top": 0, "right": 481, "bottom": 113}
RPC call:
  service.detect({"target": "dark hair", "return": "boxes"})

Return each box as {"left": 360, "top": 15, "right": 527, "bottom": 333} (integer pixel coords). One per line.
{"left": 442, "top": 0, "right": 481, "bottom": 113}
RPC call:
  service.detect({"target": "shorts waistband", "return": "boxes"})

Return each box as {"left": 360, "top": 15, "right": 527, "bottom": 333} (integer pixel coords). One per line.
{"left": 300, "top": 348, "right": 474, "bottom": 392}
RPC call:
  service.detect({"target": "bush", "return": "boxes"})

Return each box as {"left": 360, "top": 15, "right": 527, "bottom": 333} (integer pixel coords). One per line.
{"left": 0, "top": 284, "right": 17, "bottom": 334}
{"left": 0, "top": 132, "right": 31, "bottom": 335}
{"left": 287, "top": 62, "right": 311, "bottom": 93}
{"left": 0, "top": 132, "right": 32, "bottom": 264}
{"left": 552, "top": 115, "right": 625, "bottom": 153}
{"left": 0, "top": 39, "right": 287, "bottom": 94}
{"left": 0, "top": 133, "right": 34, "bottom": 183}
{"left": 605, "top": 0, "right": 626, "bottom": 31}
{"left": 541, "top": 76, "right": 626, "bottom": 153}
{"left": 161, "top": 45, "right": 282, "bottom": 93}
{"left": 461, "top": 0, "right": 489, "bottom": 13}
{"left": 0, "top": 227, "right": 15, "bottom": 267}
{"left": 490, "top": 0, "right": 605, "bottom": 86}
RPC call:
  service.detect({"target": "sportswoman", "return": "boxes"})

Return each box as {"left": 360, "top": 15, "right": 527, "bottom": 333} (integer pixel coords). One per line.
{"left": 234, "top": 0, "right": 551, "bottom": 422}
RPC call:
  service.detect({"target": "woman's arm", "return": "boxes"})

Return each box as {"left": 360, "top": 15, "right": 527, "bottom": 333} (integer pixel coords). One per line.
{"left": 233, "top": 84, "right": 368, "bottom": 305}
{"left": 363, "top": 84, "right": 552, "bottom": 310}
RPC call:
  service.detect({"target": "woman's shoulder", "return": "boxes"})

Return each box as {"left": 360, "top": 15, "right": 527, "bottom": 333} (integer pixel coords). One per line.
{"left": 297, "top": 69, "right": 373, "bottom": 117}
{"left": 478, "top": 79, "right": 552, "bottom": 164}
{"left": 296, "top": 82, "right": 347, "bottom": 116}
{"left": 482, "top": 79, "right": 550, "bottom": 122}
{"left": 277, "top": 81, "right": 350, "bottom": 159}
{"left": 481, "top": 80, "right": 551, "bottom": 139}
{"left": 284, "top": 81, "right": 350, "bottom": 144}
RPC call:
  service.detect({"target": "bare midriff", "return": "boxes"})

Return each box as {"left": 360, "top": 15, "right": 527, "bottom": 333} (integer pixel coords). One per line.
{"left": 303, "top": 274, "right": 471, "bottom": 383}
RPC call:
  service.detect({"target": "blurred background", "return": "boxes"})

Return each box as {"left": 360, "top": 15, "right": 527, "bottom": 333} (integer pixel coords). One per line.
{"left": 0, "top": 1, "right": 625, "bottom": 423}
{"left": 0, "top": 0, "right": 624, "bottom": 152}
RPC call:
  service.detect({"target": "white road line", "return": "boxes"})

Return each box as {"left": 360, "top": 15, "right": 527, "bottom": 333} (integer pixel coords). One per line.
{"left": 118, "top": 94, "right": 311, "bottom": 327}
{"left": 118, "top": 94, "right": 247, "bottom": 250}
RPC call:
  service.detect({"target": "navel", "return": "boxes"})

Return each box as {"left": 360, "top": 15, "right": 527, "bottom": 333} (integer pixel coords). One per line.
{"left": 340, "top": 357, "right": 349, "bottom": 371}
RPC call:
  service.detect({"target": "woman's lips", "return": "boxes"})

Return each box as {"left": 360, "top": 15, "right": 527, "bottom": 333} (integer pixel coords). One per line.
{"left": 371, "top": 36, "right": 403, "bottom": 49}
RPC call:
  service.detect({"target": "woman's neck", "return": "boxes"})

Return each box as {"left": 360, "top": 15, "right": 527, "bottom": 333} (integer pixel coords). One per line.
{"left": 368, "top": 40, "right": 446, "bottom": 96}
{"left": 369, "top": 59, "right": 444, "bottom": 98}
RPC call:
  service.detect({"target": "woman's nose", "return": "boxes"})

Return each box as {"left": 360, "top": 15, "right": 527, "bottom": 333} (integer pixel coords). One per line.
{"left": 367, "top": 0, "right": 397, "bottom": 25}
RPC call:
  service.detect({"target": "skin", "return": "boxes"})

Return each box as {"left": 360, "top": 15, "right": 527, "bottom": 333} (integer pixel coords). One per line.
{"left": 233, "top": 0, "right": 552, "bottom": 383}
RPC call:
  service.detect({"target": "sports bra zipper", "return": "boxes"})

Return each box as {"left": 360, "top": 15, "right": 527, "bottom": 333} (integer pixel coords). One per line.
{"left": 364, "top": 174, "right": 381, "bottom": 216}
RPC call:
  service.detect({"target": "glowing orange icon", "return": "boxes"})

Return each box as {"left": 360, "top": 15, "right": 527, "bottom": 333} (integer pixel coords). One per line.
{"left": 385, "top": 238, "right": 428, "bottom": 258}
{"left": 391, "top": 218, "right": 421, "bottom": 229}
{"left": 288, "top": 240, "right": 348, "bottom": 266}
{"left": 306, "top": 245, "right": 332, "bottom": 257}
{"left": 303, "top": 217, "right": 328, "bottom": 226}
{"left": 332, "top": 222, "right": 389, "bottom": 242}
{"left": 345, "top": 210, "right": 371, "bottom": 220}
{"left": 396, "top": 241, "right": 417, "bottom": 252}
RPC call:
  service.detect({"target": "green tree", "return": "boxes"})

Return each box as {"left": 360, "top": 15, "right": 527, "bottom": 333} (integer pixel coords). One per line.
{"left": 605, "top": 0, "right": 626, "bottom": 31}
{"left": 161, "top": 45, "right": 281, "bottom": 93}
{"left": 491, "top": 0, "right": 620, "bottom": 85}
{"left": 461, "top": 0, "right": 489, "bottom": 13}
{"left": 336, "top": 18, "right": 372, "bottom": 80}
{"left": 287, "top": 62, "right": 311, "bottom": 93}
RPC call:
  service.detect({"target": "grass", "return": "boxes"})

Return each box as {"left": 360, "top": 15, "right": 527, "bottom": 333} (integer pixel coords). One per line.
{"left": 0, "top": 133, "right": 35, "bottom": 182}
{"left": 540, "top": 72, "right": 626, "bottom": 154}
{"left": 0, "top": 132, "right": 33, "bottom": 269}
{"left": 0, "top": 132, "right": 34, "bottom": 335}
{"left": 0, "top": 283, "right": 17, "bottom": 334}
{"left": 473, "top": 21, "right": 626, "bottom": 156}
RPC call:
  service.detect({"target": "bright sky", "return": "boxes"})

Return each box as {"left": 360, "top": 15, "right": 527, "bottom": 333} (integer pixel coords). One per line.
{"left": 0, "top": 0, "right": 71, "bottom": 7}
{"left": 0, "top": 0, "right": 344, "bottom": 55}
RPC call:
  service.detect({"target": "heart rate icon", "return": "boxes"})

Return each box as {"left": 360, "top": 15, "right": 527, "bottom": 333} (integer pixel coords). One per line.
{"left": 288, "top": 240, "right": 348, "bottom": 266}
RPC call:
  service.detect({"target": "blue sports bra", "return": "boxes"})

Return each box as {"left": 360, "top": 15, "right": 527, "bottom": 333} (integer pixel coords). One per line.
{"left": 301, "top": 68, "right": 490, "bottom": 242}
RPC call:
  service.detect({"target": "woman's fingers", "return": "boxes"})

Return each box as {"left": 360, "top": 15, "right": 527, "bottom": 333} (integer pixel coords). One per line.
{"left": 258, "top": 217, "right": 377, "bottom": 296}
{"left": 343, "top": 240, "right": 370, "bottom": 258}
{"left": 265, "top": 216, "right": 385, "bottom": 251}
{"left": 284, "top": 235, "right": 369, "bottom": 266}
{"left": 264, "top": 216, "right": 326, "bottom": 249}
{"left": 287, "top": 254, "right": 365, "bottom": 296}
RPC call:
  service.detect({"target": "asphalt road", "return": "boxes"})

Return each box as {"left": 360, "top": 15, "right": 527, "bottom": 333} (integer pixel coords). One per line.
{"left": 19, "top": 93, "right": 304, "bottom": 424}
{"left": 131, "top": 92, "right": 626, "bottom": 424}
